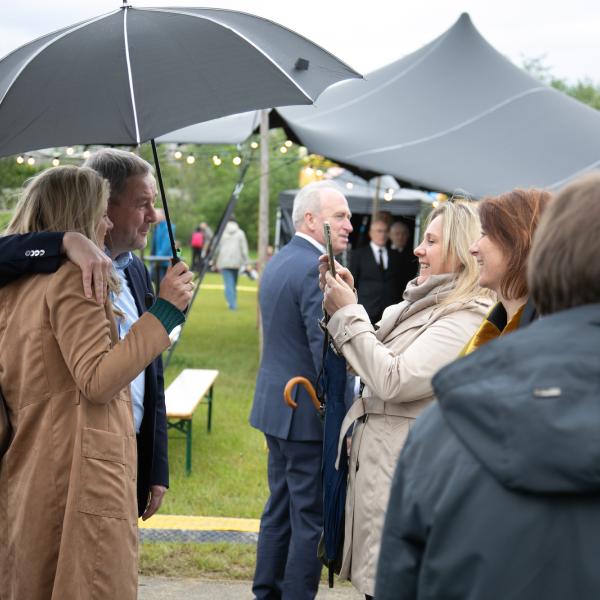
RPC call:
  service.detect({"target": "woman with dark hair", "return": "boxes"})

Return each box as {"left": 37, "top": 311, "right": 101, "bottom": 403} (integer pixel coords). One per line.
{"left": 463, "top": 188, "right": 552, "bottom": 353}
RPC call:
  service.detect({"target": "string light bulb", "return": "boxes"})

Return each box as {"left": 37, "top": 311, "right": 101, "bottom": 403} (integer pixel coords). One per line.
{"left": 279, "top": 146, "right": 288, "bottom": 154}
{"left": 186, "top": 154, "right": 195, "bottom": 165}
{"left": 232, "top": 156, "right": 242, "bottom": 166}
{"left": 27, "top": 157, "right": 35, "bottom": 166}
{"left": 66, "top": 147, "right": 74, "bottom": 156}
{"left": 250, "top": 141, "right": 259, "bottom": 149}
{"left": 284, "top": 140, "right": 293, "bottom": 148}
{"left": 16, "top": 155, "right": 24, "bottom": 164}
{"left": 212, "top": 155, "right": 222, "bottom": 166}
{"left": 383, "top": 191, "right": 393, "bottom": 201}
{"left": 345, "top": 182, "right": 354, "bottom": 190}
{"left": 82, "top": 150, "right": 91, "bottom": 159}
{"left": 52, "top": 157, "right": 60, "bottom": 167}
{"left": 174, "top": 150, "right": 183, "bottom": 160}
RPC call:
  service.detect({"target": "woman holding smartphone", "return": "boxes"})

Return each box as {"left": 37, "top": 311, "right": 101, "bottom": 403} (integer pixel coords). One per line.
{"left": 320, "top": 200, "right": 492, "bottom": 598}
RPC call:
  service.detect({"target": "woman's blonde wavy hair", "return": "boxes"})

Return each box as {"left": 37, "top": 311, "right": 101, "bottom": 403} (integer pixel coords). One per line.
{"left": 5, "top": 165, "right": 120, "bottom": 294}
{"left": 424, "top": 199, "right": 494, "bottom": 306}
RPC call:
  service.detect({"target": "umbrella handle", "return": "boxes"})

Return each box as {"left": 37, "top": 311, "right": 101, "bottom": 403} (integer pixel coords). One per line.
{"left": 284, "top": 377, "right": 320, "bottom": 412}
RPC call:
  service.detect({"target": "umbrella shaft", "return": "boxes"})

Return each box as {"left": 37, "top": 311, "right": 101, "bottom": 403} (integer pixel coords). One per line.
{"left": 150, "top": 139, "right": 178, "bottom": 261}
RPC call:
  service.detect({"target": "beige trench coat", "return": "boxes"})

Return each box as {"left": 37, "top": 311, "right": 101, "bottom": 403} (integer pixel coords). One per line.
{"left": 327, "top": 282, "right": 490, "bottom": 595}
{"left": 0, "top": 262, "right": 170, "bottom": 600}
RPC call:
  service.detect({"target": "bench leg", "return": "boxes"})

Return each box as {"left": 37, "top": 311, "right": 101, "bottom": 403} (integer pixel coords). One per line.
{"left": 167, "top": 418, "right": 193, "bottom": 476}
{"left": 185, "top": 419, "right": 192, "bottom": 476}
{"left": 207, "top": 384, "right": 213, "bottom": 433}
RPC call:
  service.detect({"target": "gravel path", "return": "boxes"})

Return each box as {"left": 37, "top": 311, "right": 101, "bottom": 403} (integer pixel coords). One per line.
{"left": 138, "top": 576, "right": 362, "bottom": 599}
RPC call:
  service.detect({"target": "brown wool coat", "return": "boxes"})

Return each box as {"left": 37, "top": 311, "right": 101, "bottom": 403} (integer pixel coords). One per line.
{"left": 327, "top": 275, "right": 491, "bottom": 596}
{"left": 0, "top": 262, "right": 170, "bottom": 600}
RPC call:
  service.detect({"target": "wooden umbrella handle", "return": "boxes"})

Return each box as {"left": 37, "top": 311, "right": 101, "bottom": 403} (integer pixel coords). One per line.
{"left": 284, "top": 376, "right": 320, "bottom": 412}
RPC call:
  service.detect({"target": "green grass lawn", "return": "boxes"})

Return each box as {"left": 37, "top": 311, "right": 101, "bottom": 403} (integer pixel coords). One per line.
{"left": 160, "top": 271, "right": 268, "bottom": 518}
{"left": 139, "top": 270, "right": 268, "bottom": 578}
{"left": 140, "top": 542, "right": 258, "bottom": 580}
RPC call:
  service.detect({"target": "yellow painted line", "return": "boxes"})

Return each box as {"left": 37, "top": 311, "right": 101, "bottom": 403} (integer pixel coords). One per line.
{"left": 138, "top": 514, "right": 260, "bottom": 533}
{"left": 200, "top": 284, "right": 257, "bottom": 293}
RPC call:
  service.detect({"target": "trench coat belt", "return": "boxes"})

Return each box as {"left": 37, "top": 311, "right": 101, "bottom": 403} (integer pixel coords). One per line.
{"left": 335, "top": 396, "right": 412, "bottom": 469}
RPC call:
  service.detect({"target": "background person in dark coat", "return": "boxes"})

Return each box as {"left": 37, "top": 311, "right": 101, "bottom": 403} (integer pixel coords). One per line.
{"left": 250, "top": 181, "right": 353, "bottom": 600}
{"left": 389, "top": 221, "right": 410, "bottom": 254}
{"left": 375, "top": 173, "right": 600, "bottom": 600}
{"left": 350, "top": 219, "right": 413, "bottom": 323}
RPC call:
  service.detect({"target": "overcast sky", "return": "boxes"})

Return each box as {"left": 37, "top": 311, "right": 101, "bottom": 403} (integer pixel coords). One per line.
{"left": 2, "top": 0, "right": 599, "bottom": 83}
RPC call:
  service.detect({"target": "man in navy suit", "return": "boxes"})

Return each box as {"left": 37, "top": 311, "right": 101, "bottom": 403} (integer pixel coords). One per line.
{"left": 250, "top": 181, "right": 353, "bottom": 600}
{"left": 0, "top": 149, "right": 191, "bottom": 519}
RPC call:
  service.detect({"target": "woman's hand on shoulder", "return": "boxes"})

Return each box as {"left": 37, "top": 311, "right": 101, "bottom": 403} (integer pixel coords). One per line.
{"left": 62, "top": 232, "right": 112, "bottom": 305}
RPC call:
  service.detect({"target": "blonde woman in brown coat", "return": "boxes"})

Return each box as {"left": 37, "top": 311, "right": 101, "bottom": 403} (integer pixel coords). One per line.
{"left": 320, "top": 201, "right": 493, "bottom": 598}
{"left": 0, "top": 166, "right": 192, "bottom": 600}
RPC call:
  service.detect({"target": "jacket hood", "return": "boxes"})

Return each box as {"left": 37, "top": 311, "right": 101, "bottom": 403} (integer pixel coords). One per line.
{"left": 224, "top": 221, "right": 240, "bottom": 235}
{"left": 434, "top": 303, "right": 600, "bottom": 494}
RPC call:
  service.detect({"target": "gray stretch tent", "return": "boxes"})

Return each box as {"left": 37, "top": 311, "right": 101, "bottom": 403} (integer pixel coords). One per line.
{"left": 274, "top": 13, "right": 600, "bottom": 198}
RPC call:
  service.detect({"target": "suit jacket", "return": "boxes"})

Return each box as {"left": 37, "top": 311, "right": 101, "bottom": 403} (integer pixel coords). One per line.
{"left": 0, "top": 262, "right": 170, "bottom": 599}
{"left": 0, "top": 234, "right": 169, "bottom": 516}
{"left": 350, "top": 245, "right": 416, "bottom": 323}
{"left": 0, "top": 232, "right": 63, "bottom": 286}
{"left": 250, "top": 235, "right": 325, "bottom": 441}
{"left": 123, "top": 255, "right": 169, "bottom": 515}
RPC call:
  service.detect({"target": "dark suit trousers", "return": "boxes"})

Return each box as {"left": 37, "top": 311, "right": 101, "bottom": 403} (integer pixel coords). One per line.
{"left": 253, "top": 435, "right": 323, "bottom": 600}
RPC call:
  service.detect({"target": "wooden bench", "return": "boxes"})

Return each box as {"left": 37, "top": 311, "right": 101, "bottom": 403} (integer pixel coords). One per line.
{"left": 165, "top": 368, "right": 219, "bottom": 476}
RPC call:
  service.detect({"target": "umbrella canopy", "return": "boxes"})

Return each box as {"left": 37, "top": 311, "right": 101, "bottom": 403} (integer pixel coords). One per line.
{"left": 156, "top": 110, "right": 262, "bottom": 145}
{"left": 320, "top": 345, "right": 349, "bottom": 584}
{"left": 275, "top": 13, "right": 600, "bottom": 197}
{"left": 0, "top": 5, "right": 360, "bottom": 158}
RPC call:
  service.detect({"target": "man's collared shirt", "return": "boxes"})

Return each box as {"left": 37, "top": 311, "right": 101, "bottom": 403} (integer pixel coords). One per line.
{"left": 369, "top": 241, "right": 388, "bottom": 270}
{"left": 295, "top": 232, "right": 326, "bottom": 254}
{"left": 111, "top": 251, "right": 145, "bottom": 433}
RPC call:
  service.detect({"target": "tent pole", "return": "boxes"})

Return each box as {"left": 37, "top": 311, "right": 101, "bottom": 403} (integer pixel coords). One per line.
{"left": 150, "top": 138, "right": 179, "bottom": 261}
{"left": 257, "top": 109, "right": 270, "bottom": 360}
{"left": 372, "top": 176, "right": 381, "bottom": 221}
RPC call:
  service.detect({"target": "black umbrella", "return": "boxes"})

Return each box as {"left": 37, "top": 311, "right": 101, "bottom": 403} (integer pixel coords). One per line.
{"left": 0, "top": 3, "right": 361, "bottom": 257}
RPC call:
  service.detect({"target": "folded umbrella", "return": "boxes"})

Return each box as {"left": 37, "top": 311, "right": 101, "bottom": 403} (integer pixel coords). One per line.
{"left": 319, "top": 345, "right": 349, "bottom": 587}
{"left": 283, "top": 342, "right": 349, "bottom": 588}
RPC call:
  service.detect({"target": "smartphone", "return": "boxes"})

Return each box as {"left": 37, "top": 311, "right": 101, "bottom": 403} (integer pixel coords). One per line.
{"left": 323, "top": 222, "right": 337, "bottom": 278}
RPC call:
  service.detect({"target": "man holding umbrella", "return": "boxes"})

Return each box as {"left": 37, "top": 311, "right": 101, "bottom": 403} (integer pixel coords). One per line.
{"left": 0, "top": 148, "right": 191, "bottom": 520}
{"left": 250, "top": 181, "right": 353, "bottom": 600}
